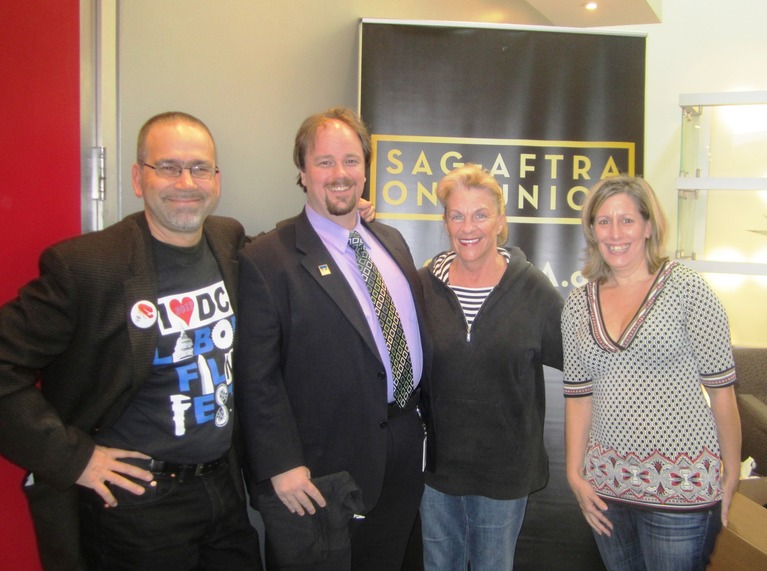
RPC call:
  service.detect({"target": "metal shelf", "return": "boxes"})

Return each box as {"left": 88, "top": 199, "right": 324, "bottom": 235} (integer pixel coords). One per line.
{"left": 676, "top": 91, "right": 767, "bottom": 278}
{"left": 677, "top": 259, "right": 767, "bottom": 276}
{"left": 676, "top": 177, "right": 767, "bottom": 191}
{"left": 679, "top": 91, "right": 767, "bottom": 107}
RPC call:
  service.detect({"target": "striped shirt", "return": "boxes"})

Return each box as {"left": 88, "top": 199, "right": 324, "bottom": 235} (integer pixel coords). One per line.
{"left": 432, "top": 248, "right": 511, "bottom": 339}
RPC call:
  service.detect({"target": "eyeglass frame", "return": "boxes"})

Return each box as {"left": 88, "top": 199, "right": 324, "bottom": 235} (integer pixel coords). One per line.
{"left": 139, "top": 160, "right": 220, "bottom": 180}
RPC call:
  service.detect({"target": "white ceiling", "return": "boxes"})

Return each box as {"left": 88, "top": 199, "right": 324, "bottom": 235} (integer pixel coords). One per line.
{"left": 525, "top": 0, "right": 661, "bottom": 27}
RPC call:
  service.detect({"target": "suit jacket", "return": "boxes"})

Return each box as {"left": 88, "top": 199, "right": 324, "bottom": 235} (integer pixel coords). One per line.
{"left": 235, "top": 209, "right": 430, "bottom": 513}
{"left": 0, "top": 212, "right": 245, "bottom": 570}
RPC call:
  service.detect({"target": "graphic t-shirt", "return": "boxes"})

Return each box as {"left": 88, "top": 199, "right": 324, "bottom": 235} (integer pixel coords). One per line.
{"left": 96, "top": 237, "right": 234, "bottom": 463}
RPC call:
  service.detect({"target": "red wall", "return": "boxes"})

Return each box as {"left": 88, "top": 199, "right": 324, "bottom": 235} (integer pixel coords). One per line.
{"left": 0, "top": 1, "right": 81, "bottom": 568}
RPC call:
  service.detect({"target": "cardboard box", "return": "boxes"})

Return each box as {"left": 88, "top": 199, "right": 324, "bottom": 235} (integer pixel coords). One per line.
{"left": 708, "top": 477, "right": 767, "bottom": 570}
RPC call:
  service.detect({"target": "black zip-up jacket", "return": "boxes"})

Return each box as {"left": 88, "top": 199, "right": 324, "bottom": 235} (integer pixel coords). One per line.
{"left": 419, "top": 247, "right": 564, "bottom": 499}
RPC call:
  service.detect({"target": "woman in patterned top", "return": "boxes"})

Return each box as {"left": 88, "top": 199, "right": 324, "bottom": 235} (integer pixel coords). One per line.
{"left": 419, "top": 164, "right": 563, "bottom": 570}
{"left": 562, "top": 175, "right": 741, "bottom": 570}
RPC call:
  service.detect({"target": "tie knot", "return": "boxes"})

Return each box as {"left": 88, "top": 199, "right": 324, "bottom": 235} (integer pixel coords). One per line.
{"left": 348, "top": 231, "right": 365, "bottom": 252}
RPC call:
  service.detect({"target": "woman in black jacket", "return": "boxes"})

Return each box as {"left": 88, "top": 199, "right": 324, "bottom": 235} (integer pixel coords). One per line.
{"left": 419, "top": 164, "right": 563, "bottom": 570}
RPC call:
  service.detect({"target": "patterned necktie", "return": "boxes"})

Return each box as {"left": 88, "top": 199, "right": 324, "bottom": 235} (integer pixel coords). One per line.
{"left": 349, "top": 231, "right": 413, "bottom": 407}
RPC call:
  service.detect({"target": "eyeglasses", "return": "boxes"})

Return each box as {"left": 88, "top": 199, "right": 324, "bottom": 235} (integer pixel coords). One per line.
{"left": 140, "top": 161, "right": 219, "bottom": 180}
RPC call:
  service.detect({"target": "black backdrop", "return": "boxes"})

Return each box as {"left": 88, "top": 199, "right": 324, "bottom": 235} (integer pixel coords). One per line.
{"left": 360, "top": 20, "right": 646, "bottom": 570}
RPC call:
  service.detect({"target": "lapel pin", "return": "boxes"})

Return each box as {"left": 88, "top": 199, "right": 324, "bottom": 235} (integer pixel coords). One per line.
{"left": 318, "top": 264, "right": 332, "bottom": 276}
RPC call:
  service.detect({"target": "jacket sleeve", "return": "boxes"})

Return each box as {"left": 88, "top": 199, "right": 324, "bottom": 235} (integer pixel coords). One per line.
{"left": 541, "top": 285, "right": 565, "bottom": 371}
{"left": 234, "top": 248, "right": 305, "bottom": 483}
{"left": 0, "top": 247, "right": 95, "bottom": 489}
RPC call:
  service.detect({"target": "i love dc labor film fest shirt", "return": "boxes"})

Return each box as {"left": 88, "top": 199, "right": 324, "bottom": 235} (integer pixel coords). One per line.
{"left": 96, "top": 236, "right": 234, "bottom": 464}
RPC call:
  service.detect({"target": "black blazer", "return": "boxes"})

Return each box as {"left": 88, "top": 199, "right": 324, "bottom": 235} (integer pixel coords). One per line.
{"left": 0, "top": 212, "right": 245, "bottom": 569}
{"left": 235, "top": 209, "right": 430, "bottom": 512}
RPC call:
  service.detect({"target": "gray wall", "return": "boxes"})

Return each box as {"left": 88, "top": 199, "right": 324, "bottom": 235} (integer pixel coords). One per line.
{"left": 117, "top": 0, "right": 546, "bottom": 236}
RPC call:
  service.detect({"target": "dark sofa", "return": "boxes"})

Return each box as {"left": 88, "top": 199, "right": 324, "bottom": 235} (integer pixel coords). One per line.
{"left": 733, "top": 346, "right": 767, "bottom": 475}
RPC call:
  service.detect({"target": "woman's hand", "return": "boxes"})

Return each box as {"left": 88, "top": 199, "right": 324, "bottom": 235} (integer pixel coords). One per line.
{"left": 569, "top": 475, "right": 613, "bottom": 536}
{"left": 565, "top": 396, "right": 612, "bottom": 535}
{"left": 719, "top": 468, "right": 739, "bottom": 527}
{"left": 358, "top": 198, "right": 376, "bottom": 222}
{"left": 707, "top": 385, "right": 742, "bottom": 526}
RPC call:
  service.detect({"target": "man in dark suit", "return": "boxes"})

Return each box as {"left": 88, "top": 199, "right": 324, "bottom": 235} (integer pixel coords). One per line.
{"left": 236, "top": 107, "right": 429, "bottom": 570}
{"left": 0, "top": 112, "right": 261, "bottom": 570}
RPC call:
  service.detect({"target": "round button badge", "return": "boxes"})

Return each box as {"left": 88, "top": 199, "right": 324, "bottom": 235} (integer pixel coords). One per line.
{"left": 130, "top": 300, "right": 158, "bottom": 329}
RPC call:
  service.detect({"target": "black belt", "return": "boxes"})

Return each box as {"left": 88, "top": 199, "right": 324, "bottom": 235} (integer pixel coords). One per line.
{"left": 146, "top": 456, "right": 224, "bottom": 480}
{"left": 387, "top": 388, "right": 420, "bottom": 419}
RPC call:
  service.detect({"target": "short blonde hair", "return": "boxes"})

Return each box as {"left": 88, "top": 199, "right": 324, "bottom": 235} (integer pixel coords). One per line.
{"left": 581, "top": 175, "right": 668, "bottom": 283}
{"left": 436, "top": 164, "right": 508, "bottom": 246}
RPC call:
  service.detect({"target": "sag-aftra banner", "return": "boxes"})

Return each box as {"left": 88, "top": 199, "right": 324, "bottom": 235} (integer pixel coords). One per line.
{"left": 360, "top": 20, "right": 645, "bottom": 286}
{"left": 360, "top": 20, "right": 645, "bottom": 570}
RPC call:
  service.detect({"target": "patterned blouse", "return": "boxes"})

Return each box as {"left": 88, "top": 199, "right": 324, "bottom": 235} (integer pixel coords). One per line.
{"left": 562, "top": 260, "right": 736, "bottom": 510}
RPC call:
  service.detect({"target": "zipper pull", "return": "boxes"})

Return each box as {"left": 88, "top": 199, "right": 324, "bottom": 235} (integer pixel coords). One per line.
{"left": 466, "top": 324, "right": 472, "bottom": 342}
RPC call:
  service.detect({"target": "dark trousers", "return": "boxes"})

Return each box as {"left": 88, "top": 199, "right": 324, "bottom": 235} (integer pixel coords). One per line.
{"left": 79, "top": 460, "right": 262, "bottom": 570}
{"left": 350, "top": 406, "right": 425, "bottom": 570}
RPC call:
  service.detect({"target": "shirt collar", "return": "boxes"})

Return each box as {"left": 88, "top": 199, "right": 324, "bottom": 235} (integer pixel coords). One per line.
{"left": 305, "top": 204, "right": 362, "bottom": 255}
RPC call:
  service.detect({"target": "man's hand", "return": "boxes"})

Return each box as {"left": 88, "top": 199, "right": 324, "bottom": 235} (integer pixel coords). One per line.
{"left": 358, "top": 198, "right": 376, "bottom": 223}
{"left": 75, "top": 445, "right": 154, "bottom": 507}
{"left": 271, "top": 466, "right": 326, "bottom": 516}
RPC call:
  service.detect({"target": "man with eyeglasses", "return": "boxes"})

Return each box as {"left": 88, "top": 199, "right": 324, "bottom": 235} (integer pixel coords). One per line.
{"left": 0, "top": 111, "right": 262, "bottom": 570}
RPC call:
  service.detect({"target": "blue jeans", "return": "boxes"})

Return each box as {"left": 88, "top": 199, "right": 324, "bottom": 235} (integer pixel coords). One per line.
{"left": 592, "top": 501, "right": 722, "bottom": 571}
{"left": 79, "top": 460, "right": 261, "bottom": 570}
{"left": 420, "top": 484, "right": 528, "bottom": 571}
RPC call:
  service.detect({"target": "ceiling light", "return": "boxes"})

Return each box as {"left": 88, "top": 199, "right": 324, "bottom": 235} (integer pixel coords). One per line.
{"left": 583, "top": 2, "right": 598, "bottom": 10}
